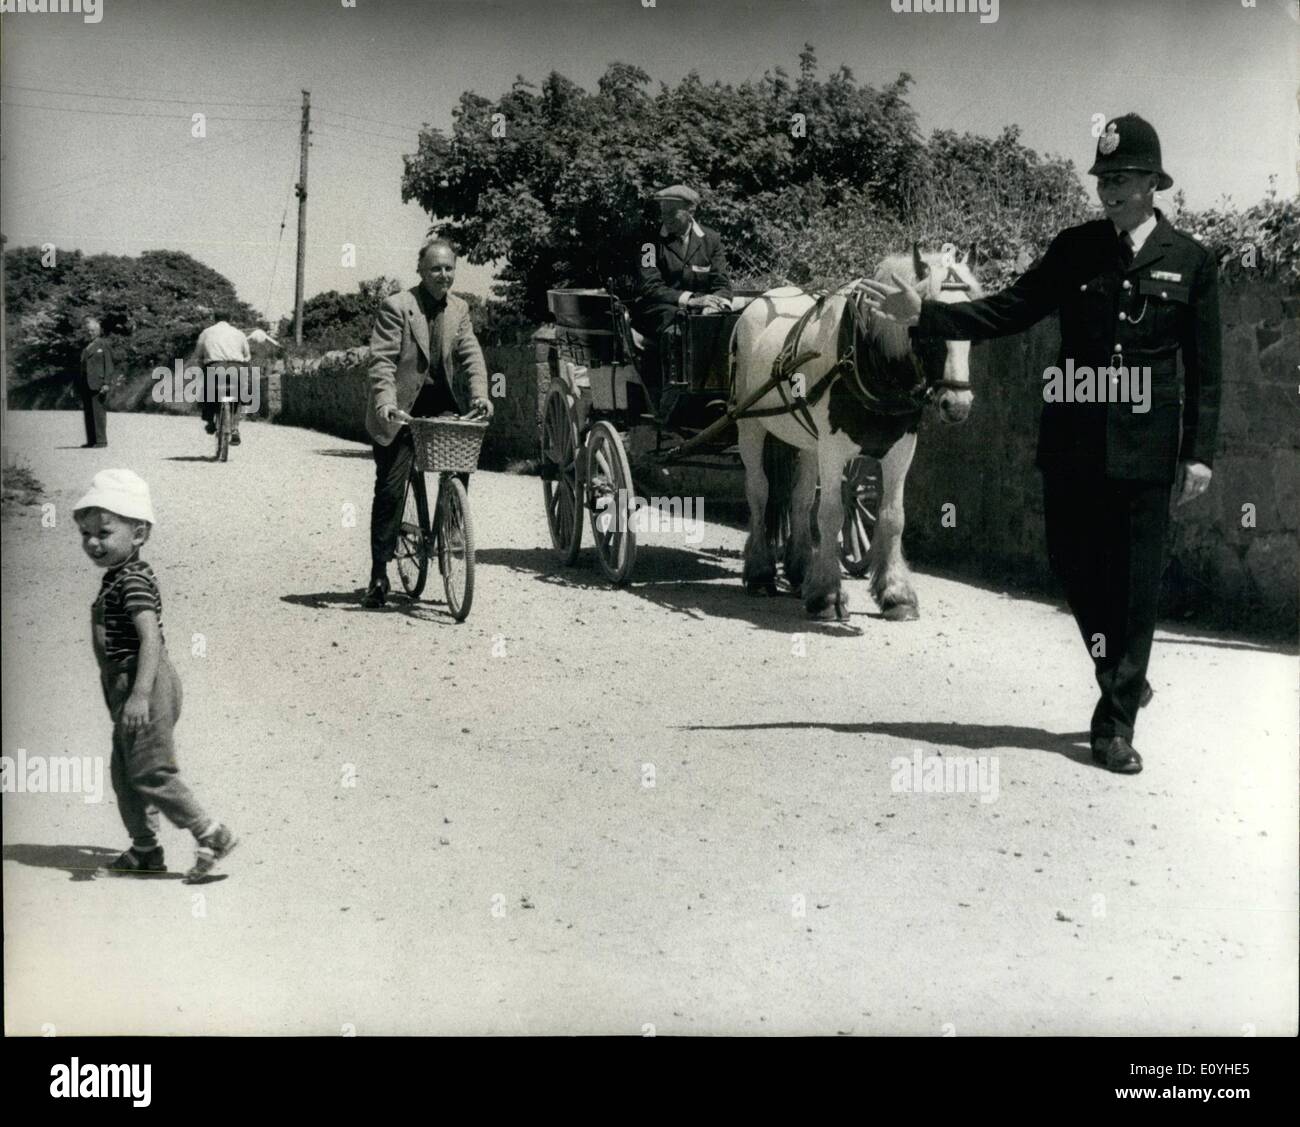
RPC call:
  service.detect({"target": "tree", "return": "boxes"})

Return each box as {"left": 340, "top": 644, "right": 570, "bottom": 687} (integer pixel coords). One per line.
{"left": 400, "top": 47, "right": 929, "bottom": 320}
{"left": 276, "top": 276, "right": 401, "bottom": 353}
{"left": 4, "top": 247, "right": 262, "bottom": 400}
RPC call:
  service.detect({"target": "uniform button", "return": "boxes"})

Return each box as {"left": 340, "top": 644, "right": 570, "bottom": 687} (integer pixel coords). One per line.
{"left": 1118, "top": 312, "right": 1127, "bottom": 321}
{"left": 1114, "top": 343, "right": 1123, "bottom": 352}
{"left": 1161, "top": 290, "right": 1168, "bottom": 299}
{"left": 1079, "top": 284, "right": 1087, "bottom": 292}
{"left": 1122, "top": 280, "right": 1132, "bottom": 290}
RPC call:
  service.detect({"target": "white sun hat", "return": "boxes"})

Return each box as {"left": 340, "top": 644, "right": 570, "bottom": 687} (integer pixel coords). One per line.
{"left": 73, "top": 468, "right": 157, "bottom": 525}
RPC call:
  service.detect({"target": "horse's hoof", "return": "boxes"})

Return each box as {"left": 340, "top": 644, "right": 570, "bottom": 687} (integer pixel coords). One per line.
{"left": 882, "top": 601, "right": 919, "bottom": 622}
{"left": 804, "top": 592, "right": 839, "bottom": 620}
{"left": 745, "top": 580, "right": 778, "bottom": 597}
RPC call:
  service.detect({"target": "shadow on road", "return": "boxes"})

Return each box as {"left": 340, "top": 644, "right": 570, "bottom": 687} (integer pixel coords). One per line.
{"left": 475, "top": 545, "right": 873, "bottom": 636}
{"left": 313, "top": 448, "right": 370, "bottom": 459}
{"left": 163, "top": 455, "right": 218, "bottom": 463}
{"left": 280, "top": 590, "right": 462, "bottom": 625}
{"left": 1, "top": 843, "right": 190, "bottom": 882}
{"left": 683, "top": 719, "right": 1095, "bottom": 762}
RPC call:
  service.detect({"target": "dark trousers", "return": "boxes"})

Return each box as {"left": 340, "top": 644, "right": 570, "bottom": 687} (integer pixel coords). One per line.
{"left": 104, "top": 650, "right": 210, "bottom": 850}
{"left": 632, "top": 307, "right": 678, "bottom": 405}
{"left": 80, "top": 386, "right": 107, "bottom": 445}
{"left": 1042, "top": 472, "right": 1171, "bottom": 741}
{"left": 200, "top": 364, "right": 242, "bottom": 432}
{"left": 369, "top": 380, "right": 463, "bottom": 575}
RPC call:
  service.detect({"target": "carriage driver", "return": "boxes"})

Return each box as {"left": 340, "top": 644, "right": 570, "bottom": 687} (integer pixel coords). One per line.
{"left": 631, "top": 184, "right": 733, "bottom": 400}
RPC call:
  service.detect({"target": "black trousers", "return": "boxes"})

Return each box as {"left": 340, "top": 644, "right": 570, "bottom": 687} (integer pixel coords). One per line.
{"left": 1042, "top": 472, "right": 1171, "bottom": 741}
{"left": 369, "top": 380, "right": 464, "bottom": 574}
{"left": 631, "top": 307, "right": 678, "bottom": 404}
{"left": 199, "top": 364, "right": 242, "bottom": 430}
{"left": 79, "top": 386, "right": 107, "bottom": 445}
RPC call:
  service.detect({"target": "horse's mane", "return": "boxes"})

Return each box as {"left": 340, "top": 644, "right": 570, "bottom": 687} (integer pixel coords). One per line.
{"left": 849, "top": 251, "right": 982, "bottom": 360}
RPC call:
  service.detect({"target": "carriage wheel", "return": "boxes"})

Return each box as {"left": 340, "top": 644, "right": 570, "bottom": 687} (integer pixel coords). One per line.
{"left": 839, "top": 456, "right": 881, "bottom": 578}
{"left": 540, "top": 384, "right": 583, "bottom": 565}
{"left": 585, "top": 421, "right": 638, "bottom": 585}
{"left": 394, "top": 470, "right": 430, "bottom": 598}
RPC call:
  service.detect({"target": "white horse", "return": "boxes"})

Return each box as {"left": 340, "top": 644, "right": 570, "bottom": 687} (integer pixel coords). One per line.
{"left": 732, "top": 245, "right": 982, "bottom": 620}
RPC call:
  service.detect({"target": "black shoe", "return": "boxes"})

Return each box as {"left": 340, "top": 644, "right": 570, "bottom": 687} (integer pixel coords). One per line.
{"left": 230, "top": 432, "right": 241, "bottom": 446}
{"left": 107, "top": 846, "right": 166, "bottom": 875}
{"left": 205, "top": 421, "right": 216, "bottom": 435}
{"left": 362, "top": 576, "right": 389, "bottom": 608}
{"left": 1091, "top": 736, "right": 1143, "bottom": 774}
{"left": 1139, "top": 681, "right": 1154, "bottom": 708}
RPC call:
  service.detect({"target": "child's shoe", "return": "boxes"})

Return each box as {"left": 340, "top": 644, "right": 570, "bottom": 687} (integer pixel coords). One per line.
{"left": 107, "top": 846, "right": 167, "bottom": 875}
{"left": 184, "top": 824, "right": 238, "bottom": 883}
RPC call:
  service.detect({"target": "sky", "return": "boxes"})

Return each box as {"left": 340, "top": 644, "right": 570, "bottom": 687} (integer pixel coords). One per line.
{"left": 1, "top": 0, "right": 1295, "bottom": 325}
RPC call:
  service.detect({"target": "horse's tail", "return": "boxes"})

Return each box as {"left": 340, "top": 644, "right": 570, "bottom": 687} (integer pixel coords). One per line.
{"left": 762, "top": 432, "right": 798, "bottom": 558}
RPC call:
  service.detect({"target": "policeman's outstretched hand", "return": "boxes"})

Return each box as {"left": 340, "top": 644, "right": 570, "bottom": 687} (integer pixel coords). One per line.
{"left": 1175, "top": 460, "right": 1212, "bottom": 506}
{"left": 856, "top": 273, "right": 924, "bottom": 327}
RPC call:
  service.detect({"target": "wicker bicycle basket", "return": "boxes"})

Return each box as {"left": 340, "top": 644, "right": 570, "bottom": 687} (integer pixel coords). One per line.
{"left": 408, "top": 416, "right": 489, "bottom": 474}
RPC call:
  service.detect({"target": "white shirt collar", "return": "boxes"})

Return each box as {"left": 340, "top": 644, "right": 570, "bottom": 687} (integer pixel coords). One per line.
{"left": 1114, "top": 212, "right": 1158, "bottom": 255}
{"left": 661, "top": 218, "right": 704, "bottom": 243}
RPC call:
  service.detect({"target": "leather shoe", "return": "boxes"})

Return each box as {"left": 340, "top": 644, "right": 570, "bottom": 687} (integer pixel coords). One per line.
{"left": 1139, "top": 681, "right": 1153, "bottom": 708}
{"left": 1091, "top": 736, "right": 1143, "bottom": 774}
{"left": 361, "top": 576, "right": 389, "bottom": 609}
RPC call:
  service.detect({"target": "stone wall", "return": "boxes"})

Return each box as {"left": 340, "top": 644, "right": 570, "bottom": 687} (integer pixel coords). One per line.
{"left": 262, "top": 338, "right": 542, "bottom": 469}
{"left": 900, "top": 282, "right": 1299, "bottom": 637}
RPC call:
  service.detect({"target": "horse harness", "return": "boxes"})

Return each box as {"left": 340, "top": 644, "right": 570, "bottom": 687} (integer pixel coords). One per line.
{"left": 733, "top": 284, "right": 972, "bottom": 442}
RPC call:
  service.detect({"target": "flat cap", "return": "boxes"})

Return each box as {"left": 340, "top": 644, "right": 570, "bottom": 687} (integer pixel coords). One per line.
{"left": 652, "top": 184, "right": 699, "bottom": 206}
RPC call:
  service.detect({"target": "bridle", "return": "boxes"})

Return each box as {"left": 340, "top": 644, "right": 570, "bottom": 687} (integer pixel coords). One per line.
{"left": 733, "top": 274, "right": 975, "bottom": 441}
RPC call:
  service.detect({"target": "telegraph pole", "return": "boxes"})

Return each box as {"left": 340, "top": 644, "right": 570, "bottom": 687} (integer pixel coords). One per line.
{"left": 293, "top": 90, "right": 310, "bottom": 345}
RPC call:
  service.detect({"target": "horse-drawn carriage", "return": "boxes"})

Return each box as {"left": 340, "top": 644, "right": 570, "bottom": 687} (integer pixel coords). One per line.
{"left": 538, "top": 287, "right": 881, "bottom": 585}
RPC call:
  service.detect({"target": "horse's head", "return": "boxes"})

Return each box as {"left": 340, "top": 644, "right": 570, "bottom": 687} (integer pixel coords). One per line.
{"left": 856, "top": 243, "right": 983, "bottom": 423}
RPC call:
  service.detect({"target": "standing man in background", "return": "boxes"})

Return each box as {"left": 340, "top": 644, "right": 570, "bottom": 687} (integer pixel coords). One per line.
{"left": 77, "top": 317, "right": 114, "bottom": 448}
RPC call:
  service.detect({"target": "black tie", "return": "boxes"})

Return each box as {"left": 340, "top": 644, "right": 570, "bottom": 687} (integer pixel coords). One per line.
{"left": 1119, "top": 230, "right": 1134, "bottom": 268}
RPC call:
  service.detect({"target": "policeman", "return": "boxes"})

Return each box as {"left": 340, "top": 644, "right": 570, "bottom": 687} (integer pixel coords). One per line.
{"left": 631, "top": 184, "right": 733, "bottom": 402}
{"left": 861, "top": 113, "right": 1221, "bottom": 775}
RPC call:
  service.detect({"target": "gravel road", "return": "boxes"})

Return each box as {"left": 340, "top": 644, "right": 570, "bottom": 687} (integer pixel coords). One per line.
{"left": 3, "top": 410, "right": 1296, "bottom": 1035}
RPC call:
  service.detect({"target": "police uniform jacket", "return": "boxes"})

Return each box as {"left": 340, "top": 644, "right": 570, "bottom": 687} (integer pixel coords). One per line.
{"left": 633, "top": 222, "right": 733, "bottom": 329}
{"left": 79, "top": 338, "right": 115, "bottom": 392}
{"left": 916, "top": 212, "right": 1220, "bottom": 483}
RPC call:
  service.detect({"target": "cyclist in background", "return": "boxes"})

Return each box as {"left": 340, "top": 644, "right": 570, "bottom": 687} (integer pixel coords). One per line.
{"left": 193, "top": 308, "right": 251, "bottom": 446}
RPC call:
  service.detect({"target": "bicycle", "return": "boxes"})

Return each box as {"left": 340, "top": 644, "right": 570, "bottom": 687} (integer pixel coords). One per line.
{"left": 215, "top": 396, "right": 236, "bottom": 462}
{"left": 392, "top": 412, "right": 489, "bottom": 622}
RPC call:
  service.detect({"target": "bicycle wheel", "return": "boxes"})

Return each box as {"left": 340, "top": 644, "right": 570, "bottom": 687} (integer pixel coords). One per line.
{"left": 216, "top": 401, "right": 231, "bottom": 462}
{"left": 436, "top": 476, "right": 475, "bottom": 622}
{"left": 394, "top": 470, "right": 430, "bottom": 598}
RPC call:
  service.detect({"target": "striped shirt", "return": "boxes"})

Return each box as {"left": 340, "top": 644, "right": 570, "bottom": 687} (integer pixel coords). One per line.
{"left": 93, "top": 556, "right": 165, "bottom": 663}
